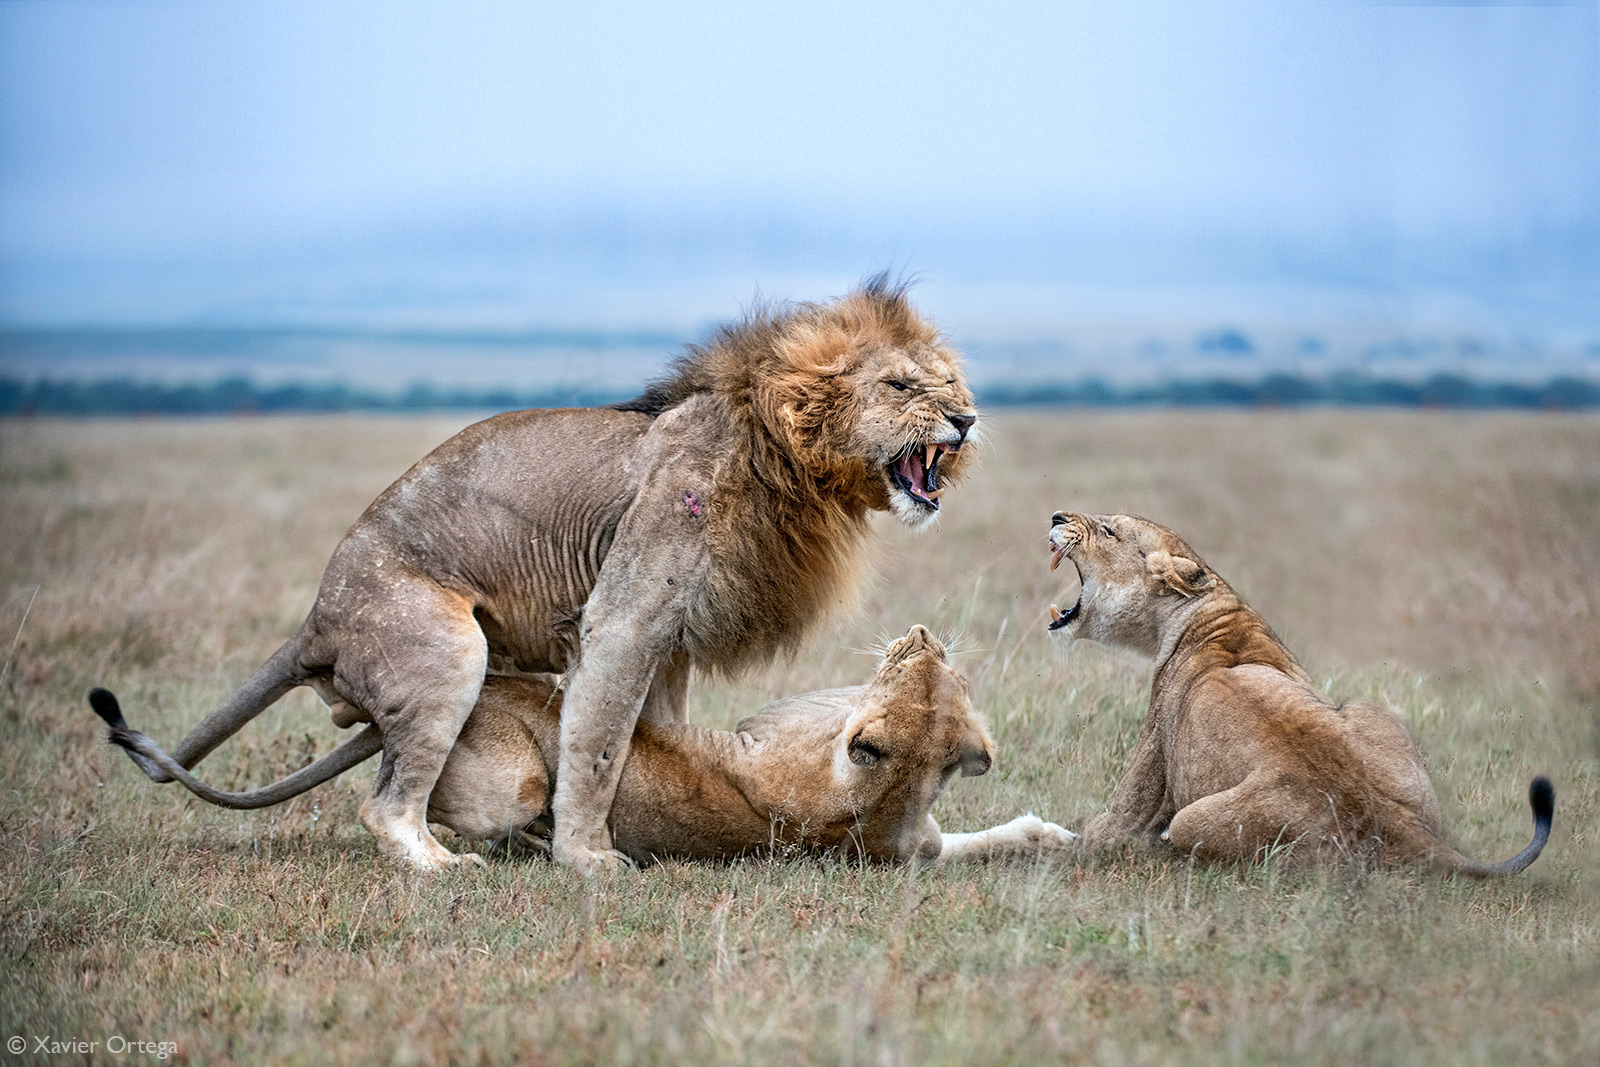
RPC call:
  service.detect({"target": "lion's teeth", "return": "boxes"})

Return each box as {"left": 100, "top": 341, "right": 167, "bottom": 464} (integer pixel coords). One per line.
{"left": 1049, "top": 604, "right": 1063, "bottom": 622}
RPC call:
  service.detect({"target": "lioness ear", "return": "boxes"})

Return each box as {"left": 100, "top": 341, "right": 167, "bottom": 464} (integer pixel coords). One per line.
{"left": 1146, "top": 550, "right": 1211, "bottom": 597}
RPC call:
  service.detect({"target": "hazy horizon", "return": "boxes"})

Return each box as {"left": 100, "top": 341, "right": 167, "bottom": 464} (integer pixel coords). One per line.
{"left": 2, "top": 2, "right": 1597, "bottom": 384}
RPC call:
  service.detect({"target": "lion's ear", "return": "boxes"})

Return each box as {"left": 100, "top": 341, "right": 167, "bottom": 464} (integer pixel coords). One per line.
{"left": 1146, "top": 550, "right": 1211, "bottom": 597}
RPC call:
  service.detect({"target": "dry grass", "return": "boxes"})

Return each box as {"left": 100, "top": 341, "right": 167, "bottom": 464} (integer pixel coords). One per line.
{"left": 1, "top": 409, "right": 1597, "bottom": 1066}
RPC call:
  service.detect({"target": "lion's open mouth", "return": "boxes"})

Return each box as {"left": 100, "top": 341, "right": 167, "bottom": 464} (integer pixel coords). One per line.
{"left": 888, "top": 443, "right": 951, "bottom": 510}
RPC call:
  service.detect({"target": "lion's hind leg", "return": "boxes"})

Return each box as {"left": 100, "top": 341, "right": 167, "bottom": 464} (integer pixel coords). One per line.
{"left": 345, "top": 582, "right": 491, "bottom": 870}
{"left": 1164, "top": 777, "right": 1324, "bottom": 864}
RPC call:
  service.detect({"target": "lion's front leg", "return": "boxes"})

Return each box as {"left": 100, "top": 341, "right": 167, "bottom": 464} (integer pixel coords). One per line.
{"left": 639, "top": 649, "right": 691, "bottom": 726}
{"left": 551, "top": 445, "right": 708, "bottom": 875}
{"left": 551, "top": 549, "right": 698, "bottom": 874}
{"left": 549, "top": 628, "right": 657, "bottom": 875}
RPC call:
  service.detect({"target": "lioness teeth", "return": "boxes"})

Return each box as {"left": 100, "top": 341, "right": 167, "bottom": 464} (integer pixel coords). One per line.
{"left": 1050, "top": 545, "right": 1068, "bottom": 571}
{"left": 1049, "top": 604, "right": 1063, "bottom": 623}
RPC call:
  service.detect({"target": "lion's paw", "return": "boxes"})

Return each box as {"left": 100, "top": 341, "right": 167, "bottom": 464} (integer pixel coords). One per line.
{"left": 371, "top": 825, "right": 490, "bottom": 873}
{"left": 386, "top": 847, "right": 487, "bottom": 874}
{"left": 401, "top": 847, "right": 488, "bottom": 873}
{"left": 558, "top": 844, "right": 636, "bottom": 877}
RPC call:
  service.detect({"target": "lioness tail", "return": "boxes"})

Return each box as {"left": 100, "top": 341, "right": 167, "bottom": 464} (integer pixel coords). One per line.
{"left": 1449, "top": 776, "right": 1554, "bottom": 878}
{"left": 88, "top": 687, "right": 382, "bottom": 810}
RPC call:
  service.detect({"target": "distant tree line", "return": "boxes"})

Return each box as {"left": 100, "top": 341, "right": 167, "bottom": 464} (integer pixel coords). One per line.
{"left": 979, "top": 373, "right": 1600, "bottom": 410}
{"left": 0, "top": 378, "right": 630, "bottom": 417}
{"left": 1, "top": 372, "right": 1597, "bottom": 417}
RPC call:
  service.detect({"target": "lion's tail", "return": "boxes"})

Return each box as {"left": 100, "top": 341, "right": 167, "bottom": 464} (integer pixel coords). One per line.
{"left": 88, "top": 688, "right": 382, "bottom": 810}
{"left": 94, "top": 635, "right": 308, "bottom": 783}
{"left": 1443, "top": 777, "right": 1554, "bottom": 878}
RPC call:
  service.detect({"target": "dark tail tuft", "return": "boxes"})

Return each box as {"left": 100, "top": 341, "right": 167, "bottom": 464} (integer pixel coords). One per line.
{"left": 87, "top": 687, "right": 154, "bottom": 775}
{"left": 88, "top": 687, "right": 128, "bottom": 729}
{"left": 1530, "top": 776, "right": 1555, "bottom": 827}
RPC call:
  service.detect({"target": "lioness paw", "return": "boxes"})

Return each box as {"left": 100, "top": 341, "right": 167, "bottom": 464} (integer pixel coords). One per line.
{"left": 1033, "top": 820, "right": 1078, "bottom": 850}
{"left": 1006, "top": 814, "right": 1077, "bottom": 850}
{"left": 937, "top": 814, "right": 1079, "bottom": 862}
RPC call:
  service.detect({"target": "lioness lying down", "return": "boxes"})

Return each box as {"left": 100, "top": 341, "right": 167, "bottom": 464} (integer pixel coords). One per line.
{"left": 1046, "top": 511, "right": 1553, "bottom": 876}
{"left": 93, "top": 626, "right": 1075, "bottom": 865}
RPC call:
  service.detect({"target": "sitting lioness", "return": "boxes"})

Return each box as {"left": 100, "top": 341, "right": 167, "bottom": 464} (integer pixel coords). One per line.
{"left": 92, "top": 626, "right": 1075, "bottom": 864}
{"left": 1045, "top": 511, "right": 1553, "bottom": 875}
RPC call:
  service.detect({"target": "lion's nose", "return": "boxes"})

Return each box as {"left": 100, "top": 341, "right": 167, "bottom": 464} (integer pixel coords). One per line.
{"left": 947, "top": 412, "right": 976, "bottom": 440}
{"left": 1051, "top": 511, "right": 1069, "bottom": 527}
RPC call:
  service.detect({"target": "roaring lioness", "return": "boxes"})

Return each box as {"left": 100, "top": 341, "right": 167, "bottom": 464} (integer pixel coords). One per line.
{"left": 92, "top": 627, "right": 1074, "bottom": 864}
{"left": 89, "top": 278, "right": 978, "bottom": 874}
{"left": 1045, "top": 511, "right": 1553, "bottom": 875}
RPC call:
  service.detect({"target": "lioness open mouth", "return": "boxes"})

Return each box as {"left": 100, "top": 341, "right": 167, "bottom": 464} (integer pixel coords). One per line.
{"left": 888, "top": 442, "right": 953, "bottom": 511}
{"left": 1047, "top": 536, "right": 1082, "bottom": 630}
{"left": 1047, "top": 600, "right": 1080, "bottom": 631}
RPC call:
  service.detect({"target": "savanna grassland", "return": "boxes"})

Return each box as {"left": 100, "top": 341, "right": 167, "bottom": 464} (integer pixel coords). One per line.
{"left": 1, "top": 409, "right": 1597, "bottom": 1066}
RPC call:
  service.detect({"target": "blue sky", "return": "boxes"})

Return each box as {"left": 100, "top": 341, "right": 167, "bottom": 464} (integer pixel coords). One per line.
{"left": 1, "top": 1, "right": 1597, "bottom": 341}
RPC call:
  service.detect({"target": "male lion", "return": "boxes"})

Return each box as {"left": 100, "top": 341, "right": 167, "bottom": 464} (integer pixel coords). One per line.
{"left": 89, "top": 278, "right": 978, "bottom": 873}
{"left": 91, "top": 627, "right": 1075, "bottom": 864}
{"left": 1045, "top": 511, "right": 1554, "bottom": 875}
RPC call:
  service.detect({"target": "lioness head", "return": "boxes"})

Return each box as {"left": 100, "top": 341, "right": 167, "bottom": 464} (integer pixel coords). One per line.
{"left": 1045, "top": 511, "right": 1217, "bottom": 657}
{"left": 839, "top": 624, "right": 994, "bottom": 857}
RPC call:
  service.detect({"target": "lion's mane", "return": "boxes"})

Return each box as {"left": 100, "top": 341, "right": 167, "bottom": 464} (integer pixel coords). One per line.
{"left": 613, "top": 274, "right": 970, "bottom": 675}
